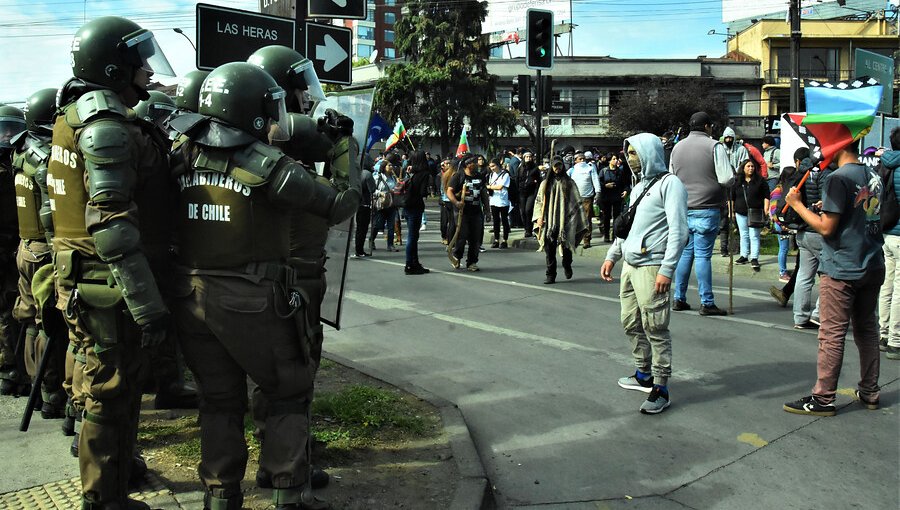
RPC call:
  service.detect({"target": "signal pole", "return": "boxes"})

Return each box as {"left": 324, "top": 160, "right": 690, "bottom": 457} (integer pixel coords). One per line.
{"left": 536, "top": 69, "right": 543, "bottom": 158}
{"left": 789, "top": 0, "right": 801, "bottom": 111}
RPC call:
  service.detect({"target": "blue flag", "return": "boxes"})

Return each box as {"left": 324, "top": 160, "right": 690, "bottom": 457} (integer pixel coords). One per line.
{"left": 366, "top": 113, "right": 391, "bottom": 152}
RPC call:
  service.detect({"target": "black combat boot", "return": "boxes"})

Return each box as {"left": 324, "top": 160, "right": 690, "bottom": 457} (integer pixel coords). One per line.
{"left": 41, "top": 389, "right": 67, "bottom": 419}
{"left": 257, "top": 467, "right": 330, "bottom": 490}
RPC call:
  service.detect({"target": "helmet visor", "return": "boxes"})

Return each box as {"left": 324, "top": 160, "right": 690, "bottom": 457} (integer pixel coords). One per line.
{"left": 289, "top": 59, "right": 326, "bottom": 103}
{"left": 0, "top": 117, "right": 26, "bottom": 148}
{"left": 147, "top": 102, "right": 176, "bottom": 124}
{"left": 266, "top": 87, "right": 290, "bottom": 142}
{"left": 125, "top": 31, "right": 176, "bottom": 77}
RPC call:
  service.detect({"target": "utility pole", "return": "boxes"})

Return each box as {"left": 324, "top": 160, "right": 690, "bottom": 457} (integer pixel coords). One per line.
{"left": 789, "top": 0, "right": 801, "bottom": 112}
{"left": 536, "top": 69, "right": 543, "bottom": 158}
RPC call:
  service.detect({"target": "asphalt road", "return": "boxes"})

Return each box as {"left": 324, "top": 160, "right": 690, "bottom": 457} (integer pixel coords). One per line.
{"left": 326, "top": 208, "right": 900, "bottom": 509}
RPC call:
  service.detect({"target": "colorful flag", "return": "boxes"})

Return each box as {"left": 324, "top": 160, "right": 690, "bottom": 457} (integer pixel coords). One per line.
{"left": 797, "top": 76, "right": 883, "bottom": 168}
{"left": 456, "top": 129, "right": 469, "bottom": 158}
{"left": 384, "top": 118, "right": 406, "bottom": 151}
{"left": 365, "top": 113, "right": 391, "bottom": 152}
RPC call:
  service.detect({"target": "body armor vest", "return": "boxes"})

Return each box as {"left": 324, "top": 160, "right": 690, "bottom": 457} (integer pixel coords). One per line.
{"left": 0, "top": 159, "right": 19, "bottom": 243}
{"left": 48, "top": 91, "right": 171, "bottom": 259}
{"left": 174, "top": 140, "right": 290, "bottom": 269}
{"left": 12, "top": 134, "right": 50, "bottom": 240}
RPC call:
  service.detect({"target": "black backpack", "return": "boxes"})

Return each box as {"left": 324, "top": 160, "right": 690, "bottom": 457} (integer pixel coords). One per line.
{"left": 612, "top": 173, "right": 666, "bottom": 240}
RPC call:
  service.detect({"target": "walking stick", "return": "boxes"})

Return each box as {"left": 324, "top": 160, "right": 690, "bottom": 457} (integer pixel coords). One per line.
{"left": 447, "top": 183, "right": 467, "bottom": 262}
{"left": 728, "top": 201, "right": 736, "bottom": 315}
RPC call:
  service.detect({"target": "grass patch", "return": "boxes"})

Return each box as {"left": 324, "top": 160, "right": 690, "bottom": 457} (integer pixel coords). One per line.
{"left": 138, "top": 417, "right": 202, "bottom": 463}
{"left": 312, "top": 385, "right": 436, "bottom": 450}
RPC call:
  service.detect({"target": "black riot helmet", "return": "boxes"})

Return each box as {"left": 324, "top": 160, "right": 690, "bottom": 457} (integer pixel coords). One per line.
{"left": 0, "top": 105, "right": 26, "bottom": 150}
{"left": 198, "top": 62, "right": 290, "bottom": 143}
{"left": 174, "top": 69, "right": 210, "bottom": 113}
{"left": 70, "top": 16, "right": 175, "bottom": 101}
{"left": 247, "top": 45, "right": 326, "bottom": 113}
{"left": 134, "top": 90, "right": 176, "bottom": 128}
{"left": 23, "top": 88, "right": 59, "bottom": 133}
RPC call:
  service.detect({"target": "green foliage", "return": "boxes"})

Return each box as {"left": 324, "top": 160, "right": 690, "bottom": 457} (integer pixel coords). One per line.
{"left": 609, "top": 78, "right": 730, "bottom": 138}
{"left": 312, "top": 384, "right": 430, "bottom": 434}
{"left": 375, "top": 0, "right": 517, "bottom": 155}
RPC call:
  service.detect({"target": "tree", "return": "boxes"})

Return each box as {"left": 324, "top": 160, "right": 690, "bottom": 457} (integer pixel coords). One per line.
{"left": 609, "top": 78, "right": 730, "bottom": 138}
{"left": 375, "top": 0, "right": 517, "bottom": 156}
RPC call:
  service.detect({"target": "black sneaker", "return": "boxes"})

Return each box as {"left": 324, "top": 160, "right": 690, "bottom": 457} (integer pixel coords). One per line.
{"left": 563, "top": 266, "right": 573, "bottom": 280}
{"left": 499, "top": 241, "right": 508, "bottom": 249}
{"left": 491, "top": 241, "right": 499, "bottom": 248}
{"left": 783, "top": 395, "right": 836, "bottom": 417}
{"left": 878, "top": 337, "right": 888, "bottom": 352}
{"left": 794, "top": 321, "right": 819, "bottom": 330}
{"left": 887, "top": 345, "right": 900, "bottom": 360}
{"left": 735, "top": 256, "right": 749, "bottom": 265}
{"left": 750, "top": 259, "right": 760, "bottom": 272}
{"left": 672, "top": 300, "right": 691, "bottom": 311}
{"left": 699, "top": 304, "right": 727, "bottom": 316}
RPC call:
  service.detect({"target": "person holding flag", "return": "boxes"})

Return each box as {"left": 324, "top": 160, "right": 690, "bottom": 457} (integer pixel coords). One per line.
{"left": 782, "top": 77, "right": 885, "bottom": 417}
{"left": 385, "top": 118, "right": 407, "bottom": 151}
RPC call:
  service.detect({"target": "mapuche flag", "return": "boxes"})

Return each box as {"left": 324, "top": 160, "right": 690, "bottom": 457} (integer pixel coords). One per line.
{"left": 793, "top": 77, "right": 883, "bottom": 169}
{"left": 385, "top": 118, "right": 406, "bottom": 151}
{"left": 456, "top": 129, "right": 469, "bottom": 158}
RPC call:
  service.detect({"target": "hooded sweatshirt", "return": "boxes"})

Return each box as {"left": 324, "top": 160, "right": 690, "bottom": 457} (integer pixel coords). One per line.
{"left": 880, "top": 150, "right": 900, "bottom": 235}
{"left": 605, "top": 133, "right": 688, "bottom": 279}
{"left": 721, "top": 126, "right": 749, "bottom": 171}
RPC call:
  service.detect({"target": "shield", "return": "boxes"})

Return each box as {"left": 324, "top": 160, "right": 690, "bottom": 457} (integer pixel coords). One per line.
{"left": 311, "top": 88, "right": 376, "bottom": 329}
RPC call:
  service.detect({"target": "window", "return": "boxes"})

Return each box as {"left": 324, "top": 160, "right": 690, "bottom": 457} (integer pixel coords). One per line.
{"left": 366, "top": 9, "right": 374, "bottom": 22}
{"left": 775, "top": 48, "right": 840, "bottom": 81}
{"left": 722, "top": 92, "right": 744, "bottom": 116}
{"left": 384, "top": 47, "right": 396, "bottom": 59}
{"left": 495, "top": 90, "right": 512, "bottom": 108}
{"left": 384, "top": 12, "right": 396, "bottom": 24}
{"left": 357, "top": 44, "right": 373, "bottom": 59}
{"left": 571, "top": 90, "right": 598, "bottom": 115}
{"left": 384, "top": 30, "right": 395, "bottom": 43}
{"left": 358, "top": 26, "right": 375, "bottom": 40}
{"left": 489, "top": 46, "right": 504, "bottom": 59}
{"left": 384, "top": 0, "right": 395, "bottom": 5}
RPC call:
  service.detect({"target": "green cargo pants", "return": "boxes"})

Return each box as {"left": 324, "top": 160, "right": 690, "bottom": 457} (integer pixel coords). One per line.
{"left": 171, "top": 272, "right": 316, "bottom": 504}
{"left": 619, "top": 262, "right": 673, "bottom": 386}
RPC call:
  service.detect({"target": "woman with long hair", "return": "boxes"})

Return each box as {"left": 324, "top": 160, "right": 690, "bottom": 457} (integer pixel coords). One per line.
{"left": 533, "top": 159, "right": 588, "bottom": 284}
{"left": 731, "top": 158, "right": 769, "bottom": 272}
{"left": 371, "top": 154, "right": 400, "bottom": 252}
{"left": 404, "top": 150, "right": 433, "bottom": 274}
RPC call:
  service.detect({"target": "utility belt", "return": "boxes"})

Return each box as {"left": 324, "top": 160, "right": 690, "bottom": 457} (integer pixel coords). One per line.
{"left": 55, "top": 250, "right": 126, "bottom": 351}
{"left": 56, "top": 251, "right": 113, "bottom": 289}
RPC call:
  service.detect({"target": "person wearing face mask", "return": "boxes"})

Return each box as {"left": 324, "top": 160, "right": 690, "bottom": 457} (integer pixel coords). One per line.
{"left": 518, "top": 151, "right": 541, "bottom": 237}
{"left": 534, "top": 159, "right": 588, "bottom": 284}
{"left": 668, "top": 112, "right": 734, "bottom": 316}
{"left": 601, "top": 133, "right": 688, "bottom": 415}
{"left": 717, "top": 127, "right": 747, "bottom": 257}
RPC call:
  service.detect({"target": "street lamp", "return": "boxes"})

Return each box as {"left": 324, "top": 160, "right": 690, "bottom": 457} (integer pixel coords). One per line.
{"left": 707, "top": 29, "right": 733, "bottom": 42}
{"left": 173, "top": 28, "right": 196, "bottom": 52}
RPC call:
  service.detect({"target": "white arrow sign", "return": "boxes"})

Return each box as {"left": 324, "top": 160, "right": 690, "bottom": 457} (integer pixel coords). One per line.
{"left": 316, "top": 34, "right": 348, "bottom": 72}
{"left": 331, "top": 0, "right": 348, "bottom": 6}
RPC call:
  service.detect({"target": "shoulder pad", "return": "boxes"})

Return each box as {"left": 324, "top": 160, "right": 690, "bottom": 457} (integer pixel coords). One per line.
{"left": 192, "top": 119, "right": 258, "bottom": 149}
{"left": 22, "top": 135, "right": 51, "bottom": 177}
{"left": 65, "top": 90, "right": 134, "bottom": 128}
{"left": 167, "top": 112, "right": 209, "bottom": 138}
{"left": 77, "top": 120, "right": 131, "bottom": 163}
{"left": 9, "top": 130, "right": 27, "bottom": 149}
{"left": 230, "top": 141, "right": 287, "bottom": 187}
{"left": 193, "top": 146, "right": 231, "bottom": 175}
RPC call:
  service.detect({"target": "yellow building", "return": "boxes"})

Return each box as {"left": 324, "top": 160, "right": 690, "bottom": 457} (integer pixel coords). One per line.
{"left": 727, "top": 18, "right": 899, "bottom": 116}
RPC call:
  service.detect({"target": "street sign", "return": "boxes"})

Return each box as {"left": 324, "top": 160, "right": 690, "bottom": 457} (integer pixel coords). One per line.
{"left": 306, "top": 22, "right": 352, "bottom": 85}
{"left": 547, "top": 101, "right": 570, "bottom": 115}
{"left": 854, "top": 49, "right": 895, "bottom": 115}
{"left": 196, "top": 3, "right": 295, "bottom": 71}
{"left": 308, "top": 0, "right": 366, "bottom": 19}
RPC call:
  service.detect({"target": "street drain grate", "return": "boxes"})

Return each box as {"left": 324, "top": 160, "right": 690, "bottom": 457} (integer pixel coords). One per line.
{"left": 0, "top": 472, "right": 171, "bottom": 509}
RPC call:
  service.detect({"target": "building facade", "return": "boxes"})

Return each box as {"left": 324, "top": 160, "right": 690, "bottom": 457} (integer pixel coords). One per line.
{"left": 727, "top": 17, "right": 899, "bottom": 116}
{"left": 342, "top": 1, "right": 402, "bottom": 61}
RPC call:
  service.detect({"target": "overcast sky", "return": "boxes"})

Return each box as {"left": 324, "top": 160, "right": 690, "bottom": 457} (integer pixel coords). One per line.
{"left": 0, "top": 0, "right": 731, "bottom": 104}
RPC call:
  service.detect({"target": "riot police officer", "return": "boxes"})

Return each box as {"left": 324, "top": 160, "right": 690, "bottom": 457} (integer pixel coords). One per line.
{"left": 133, "top": 90, "right": 176, "bottom": 130}
{"left": 9, "top": 88, "right": 69, "bottom": 418}
{"left": 246, "top": 45, "right": 361, "bottom": 492}
{"left": 49, "top": 16, "right": 175, "bottom": 509}
{"left": 0, "top": 104, "right": 26, "bottom": 396}
{"left": 167, "top": 61, "right": 357, "bottom": 510}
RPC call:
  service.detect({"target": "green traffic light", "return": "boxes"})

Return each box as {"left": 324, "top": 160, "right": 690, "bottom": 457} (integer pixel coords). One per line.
{"left": 539, "top": 48, "right": 546, "bottom": 57}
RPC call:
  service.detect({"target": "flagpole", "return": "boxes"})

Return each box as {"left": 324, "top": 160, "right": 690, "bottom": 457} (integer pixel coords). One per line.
{"left": 406, "top": 135, "right": 417, "bottom": 152}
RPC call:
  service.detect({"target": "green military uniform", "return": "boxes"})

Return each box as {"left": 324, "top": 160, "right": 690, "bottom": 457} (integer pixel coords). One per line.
{"left": 50, "top": 16, "right": 176, "bottom": 510}
{"left": 10, "top": 88, "right": 68, "bottom": 416}
{"left": 167, "top": 61, "right": 357, "bottom": 510}
{"left": 0, "top": 105, "right": 26, "bottom": 396}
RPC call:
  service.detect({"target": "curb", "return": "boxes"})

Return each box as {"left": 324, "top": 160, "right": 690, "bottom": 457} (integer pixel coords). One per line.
{"left": 323, "top": 352, "right": 492, "bottom": 510}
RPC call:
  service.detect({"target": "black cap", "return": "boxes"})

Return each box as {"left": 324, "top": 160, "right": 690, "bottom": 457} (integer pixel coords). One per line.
{"left": 689, "top": 111, "right": 711, "bottom": 130}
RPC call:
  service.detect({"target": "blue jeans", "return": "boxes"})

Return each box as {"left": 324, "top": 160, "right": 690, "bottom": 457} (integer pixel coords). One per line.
{"left": 774, "top": 223, "right": 790, "bottom": 274}
{"left": 674, "top": 208, "right": 720, "bottom": 306}
{"left": 405, "top": 209, "right": 423, "bottom": 265}
{"left": 735, "top": 213, "right": 761, "bottom": 260}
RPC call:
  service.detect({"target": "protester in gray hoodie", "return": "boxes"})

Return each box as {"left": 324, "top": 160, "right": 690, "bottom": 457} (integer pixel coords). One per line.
{"left": 601, "top": 132, "right": 688, "bottom": 415}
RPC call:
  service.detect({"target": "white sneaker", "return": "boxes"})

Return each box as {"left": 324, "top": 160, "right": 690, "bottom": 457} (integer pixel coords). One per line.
{"left": 420, "top": 224, "right": 426, "bottom": 231}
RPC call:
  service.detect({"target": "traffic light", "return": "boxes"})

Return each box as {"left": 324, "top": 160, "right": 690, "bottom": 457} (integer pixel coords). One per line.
{"left": 526, "top": 9, "right": 554, "bottom": 70}
{"left": 512, "top": 74, "right": 531, "bottom": 113}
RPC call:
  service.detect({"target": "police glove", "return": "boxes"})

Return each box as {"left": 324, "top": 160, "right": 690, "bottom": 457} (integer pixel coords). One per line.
{"left": 317, "top": 108, "right": 354, "bottom": 141}
{"left": 140, "top": 315, "right": 169, "bottom": 349}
